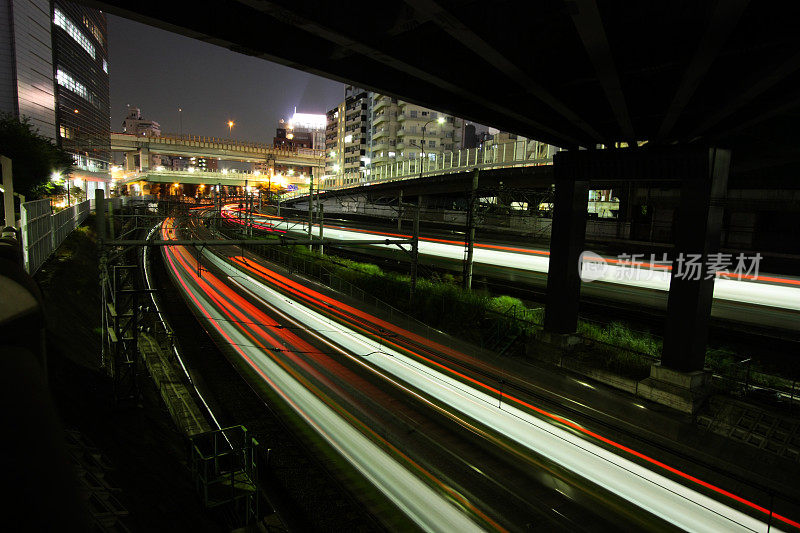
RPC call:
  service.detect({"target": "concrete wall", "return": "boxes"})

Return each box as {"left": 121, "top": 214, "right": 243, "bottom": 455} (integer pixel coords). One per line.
{"left": 0, "top": 0, "right": 56, "bottom": 139}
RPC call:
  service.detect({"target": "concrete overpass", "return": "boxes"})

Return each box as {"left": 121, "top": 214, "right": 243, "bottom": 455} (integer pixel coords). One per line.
{"left": 110, "top": 132, "right": 325, "bottom": 169}
{"left": 115, "top": 167, "right": 308, "bottom": 193}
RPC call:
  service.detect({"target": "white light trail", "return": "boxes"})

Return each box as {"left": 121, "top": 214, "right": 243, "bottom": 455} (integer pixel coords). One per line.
{"left": 204, "top": 249, "right": 787, "bottom": 533}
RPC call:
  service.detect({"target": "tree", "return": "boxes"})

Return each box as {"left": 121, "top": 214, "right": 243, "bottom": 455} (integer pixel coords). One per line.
{"left": 0, "top": 113, "right": 73, "bottom": 199}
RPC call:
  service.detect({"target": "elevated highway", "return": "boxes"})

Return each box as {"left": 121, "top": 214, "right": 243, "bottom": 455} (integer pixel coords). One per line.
{"left": 110, "top": 132, "right": 325, "bottom": 167}
{"left": 117, "top": 167, "right": 289, "bottom": 189}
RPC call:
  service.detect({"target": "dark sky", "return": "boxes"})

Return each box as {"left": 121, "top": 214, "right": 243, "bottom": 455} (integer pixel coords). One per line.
{"left": 107, "top": 15, "right": 344, "bottom": 143}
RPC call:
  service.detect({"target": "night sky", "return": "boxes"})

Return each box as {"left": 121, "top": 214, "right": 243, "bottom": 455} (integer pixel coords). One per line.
{"left": 107, "top": 15, "right": 344, "bottom": 143}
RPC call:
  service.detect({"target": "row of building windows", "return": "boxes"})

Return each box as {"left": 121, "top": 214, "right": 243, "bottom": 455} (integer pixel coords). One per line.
{"left": 56, "top": 67, "right": 102, "bottom": 109}
{"left": 54, "top": 8, "right": 95, "bottom": 59}
{"left": 56, "top": 68, "right": 88, "bottom": 100}
{"left": 82, "top": 14, "right": 105, "bottom": 46}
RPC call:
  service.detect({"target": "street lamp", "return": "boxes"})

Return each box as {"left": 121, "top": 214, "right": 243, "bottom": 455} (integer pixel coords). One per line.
{"left": 419, "top": 116, "right": 446, "bottom": 180}
{"left": 178, "top": 107, "right": 183, "bottom": 137}
{"left": 227, "top": 120, "right": 235, "bottom": 135}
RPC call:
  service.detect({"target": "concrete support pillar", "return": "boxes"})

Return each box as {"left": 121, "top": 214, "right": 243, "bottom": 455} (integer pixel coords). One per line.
{"left": 543, "top": 176, "right": 589, "bottom": 335}
{"left": 139, "top": 147, "right": 150, "bottom": 171}
{"left": 463, "top": 168, "right": 479, "bottom": 290}
{"left": 662, "top": 148, "right": 730, "bottom": 372}
{"left": 124, "top": 152, "right": 136, "bottom": 172}
{"left": 307, "top": 174, "right": 314, "bottom": 251}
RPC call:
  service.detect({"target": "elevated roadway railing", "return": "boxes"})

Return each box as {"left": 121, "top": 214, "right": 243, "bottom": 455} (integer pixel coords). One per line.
{"left": 110, "top": 132, "right": 324, "bottom": 167}
{"left": 284, "top": 140, "right": 555, "bottom": 201}
{"left": 117, "top": 168, "right": 281, "bottom": 188}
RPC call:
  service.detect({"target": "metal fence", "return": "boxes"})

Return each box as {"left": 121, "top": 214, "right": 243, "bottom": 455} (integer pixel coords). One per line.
{"left": 20, "top": 196, "right": 128, "bottom": 274}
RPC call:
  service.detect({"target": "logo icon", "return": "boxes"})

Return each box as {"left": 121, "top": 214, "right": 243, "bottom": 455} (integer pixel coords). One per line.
{"left": 579, "top": 250, "right": 608, "bottom": 282}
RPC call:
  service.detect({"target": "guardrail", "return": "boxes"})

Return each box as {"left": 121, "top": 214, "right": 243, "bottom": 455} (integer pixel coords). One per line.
{"left": 284, "top": 140, "right": 556, "bottom": 201}
{"left": 111, "top": 132, "right": 325, "bottom": 160}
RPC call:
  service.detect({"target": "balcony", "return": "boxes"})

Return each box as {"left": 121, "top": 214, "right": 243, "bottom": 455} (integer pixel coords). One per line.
{"left": 372, "top": 97, "right": 390, "bottom": 113}
{"left": 373, "top": 127, "right": 389, "bottom": 139}
{"left": 373, "top": 113, "right": 390, "bottom": 125}
{"left": 372, "top": 139, "right": 389, "bottom": 151}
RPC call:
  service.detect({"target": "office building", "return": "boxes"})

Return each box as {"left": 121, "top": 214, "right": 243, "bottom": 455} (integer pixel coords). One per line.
{"left": 1, "top": 0, "right": 110, "bottom": 195}
{"left": 0, "top": 0, "right": 57, "bottom": 138}
{"left": 52, "top": 1, "right": 110, "bottom": 174}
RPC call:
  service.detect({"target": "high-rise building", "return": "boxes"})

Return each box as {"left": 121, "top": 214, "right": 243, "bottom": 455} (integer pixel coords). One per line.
{"left": 370, "top": 94, "right": 400, "bottom": 166}
{"left": 273, "top": 111, "right": 326, "bottom": 151}
{"left": 52, "top": 1, "right": 110, "bottom": 173}
{"left": 394, "top": 101, "right": 464, "bottom": 160}
{"left": 324, "top": 86, "right": 370, "bottom": 186}
{"left": 0, "top": 0, "right": 57, "bottom": 139}
{"left": 367, "top": 94, "right": 464, "bottom": 173}
{"left": 1, "top": 0, "right": 110, "bottom": 195}
{"left": 324, "top": 103, "right": 344, "bottom": 183}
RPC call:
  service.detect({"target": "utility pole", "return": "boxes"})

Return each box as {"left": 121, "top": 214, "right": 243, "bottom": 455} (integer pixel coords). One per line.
{"left": 318, "top": 203, "right": 324, "bottom": 255}
{"left": 307, "top": 174, "right": 314, "bottom": 251}
{"left": 215, "top": 182, "right": 221, "bottom": 228}
{"left": 397, "top": 190, "right": 403, "bottom": 230}
{"left": 243, "top": 179, "right": 248, "bottom": 236}
{"left": 410, "top": 200, "right": 420, "bottom": 300}
{"left": 463, "top": 168, "right": 480, "bottom": 290}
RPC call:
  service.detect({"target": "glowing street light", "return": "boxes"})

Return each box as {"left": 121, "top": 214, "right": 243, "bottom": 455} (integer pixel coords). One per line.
{"left": 227, "top": 120, "right": 235, "bottom": 133}
{"left": 50, "top": 171, "right": 62, "bottom": 182}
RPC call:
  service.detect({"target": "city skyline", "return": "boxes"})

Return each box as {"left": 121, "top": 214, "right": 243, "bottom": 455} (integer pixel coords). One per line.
{"left": 107, "top": 14, "right": 344, "bottom": 143}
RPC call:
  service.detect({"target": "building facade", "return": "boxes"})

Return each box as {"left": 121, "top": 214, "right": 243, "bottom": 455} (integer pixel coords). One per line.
{"left": 393, "top": 101, "right": 464, "bottom": 161}
{"left": 0, "top": 0, "right": 57, "bottom": 138}
{"left": 122, "top": 107, "right": 161, "bottom": 136}
{"left": 325, "top": 89, "right": 469, "bottom": 186}
{"left": 1, "top": 0, "right": 110, "bottom": 197}
{"left": 324, "top": 85, "right": 370, "bottom": 187}
{"left": 52, "top": 1, "right": 110, "bottom": 173}
{"left": 324, "top": 103, "right": 345, "bottom": 184}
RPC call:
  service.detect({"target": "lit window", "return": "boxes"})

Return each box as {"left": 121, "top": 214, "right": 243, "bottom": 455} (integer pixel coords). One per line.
{"left": 54, "top": 9, "right": 95, "bottom": 59}
{"left": 82, "top": 15, "right": 104, "bottom": 45}
{"left": 102, "top": 59, "right": 108, "bottom": 73}
{"left": 56, "top": 69, "right": 89, "bottom": 101}
{"left": 388, "top": 151, "right": 396, "bottom": 158}
{"left": 344, "top": 134, "right": 353, "bottom": 143}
